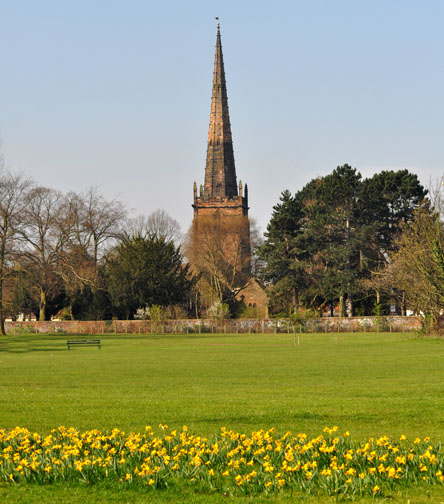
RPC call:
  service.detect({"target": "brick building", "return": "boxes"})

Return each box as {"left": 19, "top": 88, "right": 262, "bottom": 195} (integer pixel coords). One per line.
{"left": 190, "top": 25, "right": 268, "bottom": 318}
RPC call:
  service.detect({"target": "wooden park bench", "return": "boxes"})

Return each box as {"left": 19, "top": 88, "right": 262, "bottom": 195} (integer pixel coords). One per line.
{"left": 66, "top": 339, "right": 101, "bottom": 350}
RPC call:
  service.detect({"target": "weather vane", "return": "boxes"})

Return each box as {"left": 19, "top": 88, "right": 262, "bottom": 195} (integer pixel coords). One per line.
{"left": 215, "top": 17, "right": 220, "bottom": 30}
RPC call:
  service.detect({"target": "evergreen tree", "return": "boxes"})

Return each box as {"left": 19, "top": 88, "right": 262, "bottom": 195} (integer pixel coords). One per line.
{"left": 301, "top": 165, "right": 369, "bottom": 316}
{"left": 358, "top": 170, "right": 427, "bottom": 312}
{"left": 105, "top": 234, "right": 195, "bottom": 319}
{"left": 359, "top": 169, "right": 427, "bottom": 259}
{"left": 260, "top": 166, "right": 427, "bottom": 316}
{"left": 258, "top": 190, "right": 307, "bottom": 315}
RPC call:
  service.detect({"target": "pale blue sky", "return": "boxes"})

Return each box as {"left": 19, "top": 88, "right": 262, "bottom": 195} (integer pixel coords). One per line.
{"left": 1, "top": 0, "right": 443, "bottom": 234}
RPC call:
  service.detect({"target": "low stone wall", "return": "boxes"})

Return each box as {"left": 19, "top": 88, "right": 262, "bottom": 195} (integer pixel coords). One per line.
{"left": 5, "top": 316, "right": 422, "bottom": 335}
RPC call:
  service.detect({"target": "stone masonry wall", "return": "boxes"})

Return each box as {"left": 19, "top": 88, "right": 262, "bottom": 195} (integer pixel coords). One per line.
{"left": 5, "top": 316, "right": 422, "bottom": 335}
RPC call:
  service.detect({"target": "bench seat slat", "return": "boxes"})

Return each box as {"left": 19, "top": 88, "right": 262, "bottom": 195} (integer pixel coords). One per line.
{"left": 67, "top": 339, "right": 101, "bottom": 350}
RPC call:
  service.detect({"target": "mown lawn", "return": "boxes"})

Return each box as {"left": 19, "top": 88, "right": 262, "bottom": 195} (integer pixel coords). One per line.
{"left": 1, "top": 331, "right": 444, "bottom": 502}
{"left": 1, "top": 482, "right": 443, "bottom": 503}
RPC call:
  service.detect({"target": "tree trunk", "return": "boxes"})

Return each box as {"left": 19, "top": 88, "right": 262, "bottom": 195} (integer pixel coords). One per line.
{"left": 347, "top": 295, "right": 353, "bottom": 317}
{"left": 0, "top": 252, "right": 5, "bottom": 335}
{"left": 339, "top": 295, "right": 346, "bottom": 317}
{"left": 195, "top": 291, "right": 199, "bottom": 319}
{"left": 0, "top": 282, "right": 5, "bottom": 335}
{"left": 39, "top": 288, "right": 47, "bottom": 321}
{"left": 0, "top": 268, "right": 6, "bottom": 336}
{"left": 291, "top": 288, "right": 299, "bottom": 314}
{"left": 344, "top": 217, "right": 352, "bottom": 318}
{"left": 0, "top": 230, "right": 6, "bottom": 335}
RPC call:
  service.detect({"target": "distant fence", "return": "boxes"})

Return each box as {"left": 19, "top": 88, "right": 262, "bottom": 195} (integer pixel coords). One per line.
{"left": 5, "top": 316, "right": 422, "bottom": 335}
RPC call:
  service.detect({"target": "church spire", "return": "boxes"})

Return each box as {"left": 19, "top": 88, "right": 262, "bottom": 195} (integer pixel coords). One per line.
{"left": 204, "top": 24, "right": 238, "bottom": 199}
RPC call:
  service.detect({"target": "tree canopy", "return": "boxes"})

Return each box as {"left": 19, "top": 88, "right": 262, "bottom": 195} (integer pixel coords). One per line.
{"left": 105, "top": 233, "right": 195, "bottom": 319}
{"left": 258, "top": 165, "right": 427, "bottom": 316}
{"left": 0, "top": 159, "right": 431, "bottom": 324}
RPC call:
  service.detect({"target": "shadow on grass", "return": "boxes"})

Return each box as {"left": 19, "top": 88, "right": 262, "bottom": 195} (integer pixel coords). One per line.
{"left": 0, "top": 333, "right": 73, "bottom": 353}
{"left": 0, "top": 331, "right": 265, "bottom": 354}
{"left": 0, "top": 332, "right": 237, "bottom": 353}
{"left": 0, "top": 344, "right": 66, "bottom": 354}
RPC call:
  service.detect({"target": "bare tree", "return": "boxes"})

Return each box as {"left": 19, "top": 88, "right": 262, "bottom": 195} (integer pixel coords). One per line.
{"left": 249, "top": 217, "right": 264, "bottom": 277}
{"left": 369, "top": 200, "right": 444, "bottom": 331}
{"left": 184, "top": 214, "right": 251, "bottom": 314}
{"left": 147, "top": 209, "right": 182, "bottom": 243}
{"left": 61, "top": 191, "right": 86, "bottom": 252}
{"left": 79, "top": 187, "right": 127, "bottom": 264}
{"left": 125, "top": 214, "right": 149, "bottom": 237}
{"left": 0, "top": 166, "right": 33, "bottom": 333}
{"left": 19, "top": 187, "right": 66, "bottom": 321}
{"left": 58, "top": 191, "right": 97, "bottom": 292}
{"left": 57, "top": 188, "right": 127, "bottom": 290}
{"left": 127, "top": 209, "right": 181, "bottom": 244}
{"left": 366, "top": 179, "right": 444, "bottom": 330}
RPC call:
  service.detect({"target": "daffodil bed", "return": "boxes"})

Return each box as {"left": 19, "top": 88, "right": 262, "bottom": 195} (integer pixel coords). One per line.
{"left": 1, "top": 425, "right": 443, "bottom": 498}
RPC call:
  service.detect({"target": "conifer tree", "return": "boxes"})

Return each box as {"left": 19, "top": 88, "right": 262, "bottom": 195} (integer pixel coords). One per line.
{"left": 105, "top": 234, "right": 194, "bottom": 319}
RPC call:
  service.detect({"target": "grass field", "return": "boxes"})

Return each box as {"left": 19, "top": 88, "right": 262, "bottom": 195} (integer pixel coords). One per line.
{"left": 1, "top": 331, "right": 444, "bottom": 502}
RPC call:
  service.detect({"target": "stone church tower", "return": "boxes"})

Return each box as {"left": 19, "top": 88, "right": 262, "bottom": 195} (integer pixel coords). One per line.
{"left": 191, "top": 25, "right": 268, "bottom": 317}
{"left": 194, "top": 25, "right": 247, "bottom": 209}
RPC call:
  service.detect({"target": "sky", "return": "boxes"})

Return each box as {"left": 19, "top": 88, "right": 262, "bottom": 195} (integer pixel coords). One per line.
{"left": 1, "top": 0, "right": 443, "bottom": 235}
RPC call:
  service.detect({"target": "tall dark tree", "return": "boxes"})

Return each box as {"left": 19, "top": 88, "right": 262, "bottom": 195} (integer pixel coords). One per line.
{"left": 301, "top": 165, "right": 371, "bottom": 316}
{"left": 357, "top": 170, "right": 427, "bottom": 312}
{"left": 105, "top": 234, "right": 195, "bottom": 319}
{"left": 358, "top": 170, "right": 427, "bottom": 269}
{"left": 257, "top": 190, "right": 308, "bottom": 315}
{"left": 259, "top": 165, "right": 427, "bottom": 317}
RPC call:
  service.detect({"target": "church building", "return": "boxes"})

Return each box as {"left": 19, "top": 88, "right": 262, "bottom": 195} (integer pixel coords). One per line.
{"left": 190, "top": 24, "right": 268, "bottom": 318}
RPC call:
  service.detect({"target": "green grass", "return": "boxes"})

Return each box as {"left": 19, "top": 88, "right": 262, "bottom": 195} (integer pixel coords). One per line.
{"left": 1, "top": 331, "right": 444, "bottom": 501}
{"left": 1, "top": 482, "right": 443, "bottom": 504}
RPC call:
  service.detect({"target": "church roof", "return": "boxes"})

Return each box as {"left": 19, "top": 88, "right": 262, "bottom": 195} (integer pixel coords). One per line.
{"left": 204, "top": 25, "right": 238, "bottom": 199}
